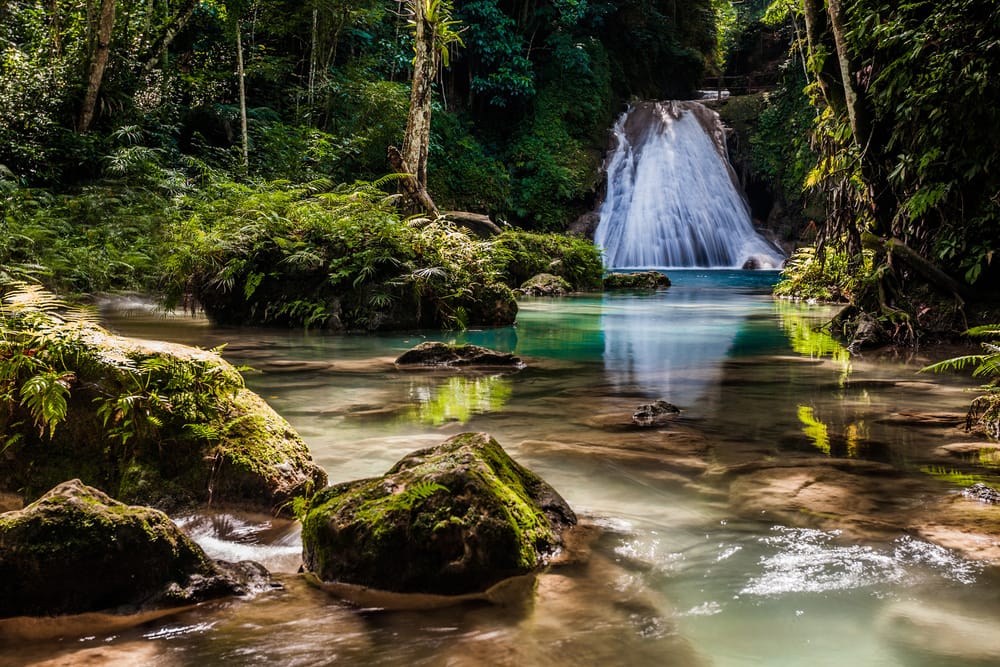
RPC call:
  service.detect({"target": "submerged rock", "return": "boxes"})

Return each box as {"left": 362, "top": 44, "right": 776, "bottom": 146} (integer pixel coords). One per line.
{"left": 603, "top": 271, "right": 671, "bottom": 290}
{"left": 516, "top": 273, "right": 572, "bottom": 297}
{"left": 395, "top": 342, "right": 525, "bottom": 370}
{"left": 0, "top": 480, "right": 270, "bottom": 617}
{"left": 963, "top": 482, "right": 1000, "bottom": 504}
{"left": 301, "top": 432, "right": 577, "bottom": 595}
{"left": 631, "top": 400, "right": 681, "bottom": 427}
{"left": 0, "top": 315, "right": 326, "bottom": 514}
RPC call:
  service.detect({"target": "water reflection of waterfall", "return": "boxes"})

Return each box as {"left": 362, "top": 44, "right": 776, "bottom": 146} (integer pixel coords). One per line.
{"left": 599, "top": 273, "right": 776, "bottom": 404}
{"left": 594, "top": 101, "right": 784, "bottom": 269}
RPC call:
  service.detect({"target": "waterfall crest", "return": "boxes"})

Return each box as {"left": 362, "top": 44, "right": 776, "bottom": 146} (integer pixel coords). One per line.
{"left": 594, "top": 101, "right": 785, "bottom": 269}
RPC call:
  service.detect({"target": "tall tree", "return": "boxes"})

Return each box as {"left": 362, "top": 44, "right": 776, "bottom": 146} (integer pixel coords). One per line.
{"left": 399, "top": 0, "right": 462, "bottom": 190}
{"left": 78, "top": 0, "right": 117, "bottom": 132}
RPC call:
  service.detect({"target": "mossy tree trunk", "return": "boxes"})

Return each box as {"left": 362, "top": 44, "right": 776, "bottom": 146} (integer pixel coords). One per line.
{"left": 401, "top": 0, "right": 435, "bottom": 190}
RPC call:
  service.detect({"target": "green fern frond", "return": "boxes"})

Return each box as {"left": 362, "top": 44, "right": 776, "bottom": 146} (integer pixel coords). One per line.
{"left": 920, "top": 354, "right": 987, "bottom": 374}
{"left": 966, "top": 325, "right": 1000, "bottom": 338}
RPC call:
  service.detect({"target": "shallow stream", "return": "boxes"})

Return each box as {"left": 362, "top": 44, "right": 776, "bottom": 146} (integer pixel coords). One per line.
{"left": 4, "top": 271, "right": 1000, "bottom": 666}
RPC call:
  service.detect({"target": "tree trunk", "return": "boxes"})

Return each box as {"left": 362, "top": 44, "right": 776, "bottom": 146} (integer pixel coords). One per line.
{"left": 388, "top": 146, "right": 439, "bottom": 217}
{"left": 401, "top": 0, "right": 435, "bottom": 189}
{"left": 308, "top": 7, "right": 318, "bottom": 108}
{"left": 137, "top": 0, "right": 199, "bottom": 78}
{"left": 49, "top": 0, "right": 62, "bottom": 55}
{"left": 825, "top": 0, "right": 869, "bottom": 149}
{"left": 802, "top": 0, "right": 843, "bottom": 112}
{"left": 78, "top": 0, "right": 117, "bottom": 132}
{"left": 236, "top": 18, "right": 249, "bottom": 169}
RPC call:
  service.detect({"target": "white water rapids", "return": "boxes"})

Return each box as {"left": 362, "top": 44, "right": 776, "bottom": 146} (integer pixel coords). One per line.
{"left": 594, "top": 100, "right": 785, "bottom": 269}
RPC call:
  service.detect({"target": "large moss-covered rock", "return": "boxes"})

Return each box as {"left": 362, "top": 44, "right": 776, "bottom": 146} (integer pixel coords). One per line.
{"left": 0, "top": 310, "right": 326, "bottom": 513}
{"left": 301, "top": 432, "right": 576, "bottom": 595}
{"left": 0, "top": 480, "right": 269, "bottom": 617}
{"left": 603, "top": 271, "right": 672, "bottom": 290}
{"left": 516, "top": 273, "right": 572, "bottom": 297}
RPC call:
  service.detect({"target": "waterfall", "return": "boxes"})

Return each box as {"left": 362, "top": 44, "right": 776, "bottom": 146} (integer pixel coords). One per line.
{"left": 594, "top": 101, "right": 785, "bottom": 269}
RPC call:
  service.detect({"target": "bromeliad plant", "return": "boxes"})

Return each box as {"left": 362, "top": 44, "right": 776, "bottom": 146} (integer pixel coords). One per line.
{"left": 922, "top": 325, "right": 1000, "bottom": 439}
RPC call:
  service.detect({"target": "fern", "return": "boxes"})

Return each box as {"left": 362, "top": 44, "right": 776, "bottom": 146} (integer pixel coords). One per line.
{"left": 922, "top": 324, "right": 1000, "bottom": 438}
{"left": 18, "top": 371, "right": 71, "bottom": 437}
{"left": 921, "top": 354, "right": 989, "bottom": 375}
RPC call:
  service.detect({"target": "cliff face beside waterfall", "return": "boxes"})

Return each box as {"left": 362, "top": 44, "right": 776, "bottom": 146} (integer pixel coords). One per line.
{"left": 593, "top": 101, "right": 784, "bottom": 269}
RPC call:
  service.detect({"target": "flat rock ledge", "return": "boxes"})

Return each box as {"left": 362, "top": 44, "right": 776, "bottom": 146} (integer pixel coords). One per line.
{"left": 301, "top": 432, "right": 576, "bottom": 595}
{"left": 395, "top": 342, "right": 525, "bottom": 370}
{"left": 0, "top": 480, "right": 271, "bottom": 618}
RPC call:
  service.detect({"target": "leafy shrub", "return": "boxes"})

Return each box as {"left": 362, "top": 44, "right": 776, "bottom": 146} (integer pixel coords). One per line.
{"left": 161, "top": 178, "right": 516, "bottom": 330}
{"left": 773, "top": 245, "right": 870, "bottom": 303}
{"left": 490, "top": 230, "right": 603, "bottom": 291}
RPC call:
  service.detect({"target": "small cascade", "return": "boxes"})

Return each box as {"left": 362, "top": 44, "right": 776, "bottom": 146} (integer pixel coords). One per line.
{"left": 594, "top": 101, "right": 785, "bottom": 269}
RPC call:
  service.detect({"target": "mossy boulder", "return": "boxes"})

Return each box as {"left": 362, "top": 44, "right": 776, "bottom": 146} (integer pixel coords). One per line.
{"left": 603, "top": 271, "right": 672, "bottom": 290}
{"left": 516, "top": 273, "right": 572, "bottom": 297}
{"left": 301, "top": 432, "right": 577, "bottom": 595}
{"left": 395, "top": 342, "right": 525, "bottom": 369}
{"left": 0, "top": 480, "right": 270, "bottom": 617}
{"left": 0, "top": 306, "right": 326, "bottom": 514}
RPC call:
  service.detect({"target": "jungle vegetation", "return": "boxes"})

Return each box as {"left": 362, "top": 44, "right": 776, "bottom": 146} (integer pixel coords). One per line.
{"left": 1, "top": 0, "right": 998, "bottom": 339}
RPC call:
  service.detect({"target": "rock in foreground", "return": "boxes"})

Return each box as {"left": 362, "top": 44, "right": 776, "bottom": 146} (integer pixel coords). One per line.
{"left": 0, "top": 480, "right": 269, "bottom": 617}
{"left": 301, "top": 432, "right": 576, "bottom": 595}
{"left": 395, "top": 342, "right": 525, "bottom": 369}
{"left": 0, "top": 305, "right": 327, "bottom": 513}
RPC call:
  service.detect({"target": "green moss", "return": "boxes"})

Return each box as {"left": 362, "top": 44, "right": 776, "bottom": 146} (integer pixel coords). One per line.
{"left": 490, "top": 231, "right": 603, "bottom": 291}
{"left": 301, "top": 433, "right": 574, "bottom": 594}
{"left": 0, "top": 292, "right": 325, "bottom": 512}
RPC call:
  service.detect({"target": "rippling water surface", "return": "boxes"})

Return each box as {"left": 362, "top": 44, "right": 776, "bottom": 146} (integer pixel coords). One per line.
{"left": 4, "top": 270, "right": 1000, "bottom": 667}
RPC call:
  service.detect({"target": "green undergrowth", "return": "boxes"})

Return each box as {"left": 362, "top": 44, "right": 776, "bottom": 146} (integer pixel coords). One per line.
{"left": 774, "top": 245, "right": 872, "bottom": 303}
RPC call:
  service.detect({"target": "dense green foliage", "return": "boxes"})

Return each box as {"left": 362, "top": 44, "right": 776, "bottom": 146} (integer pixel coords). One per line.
{"left": 1, "top": 0, "right": 720, "bottom": 229}
{"left": 1, "top": 0, "right": 724, "bottom": 324}
{"left": 161, "top": 178, "right": 519, "bottom": 329}
{"left": 767, "top": 0, "right": 1000, "bottom": 343}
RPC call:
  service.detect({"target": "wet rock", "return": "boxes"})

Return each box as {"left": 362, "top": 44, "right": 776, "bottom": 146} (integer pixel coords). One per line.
{"left": 603, "top": 271, "right": 671, "bottom": 290}
{"left": 878, "top": 599, "right": 1000, "bottom": 663}
{"left": 726, "top": 463, "right": 922, "bottom": 538}
{"left": 301, "top": 432, "right": 577, "bottom": 595}
{"left": 516, "top": 273, "right": 572, "bottom": 297}
{"left": 631, "top": 400, "right": 681, "bottom": 427}
{"left": 395, "top": 342, "right": 525, "bottom": 370}
{"left": 568, "top": 211, "right": 600, "bottom": 239}
{"left": 0, "top": 319, "right": 327, "bottom": 515}
{"left": 0, "top": 480, "right": 270, "bottom": 617}
{"left": 963, "top": 482, "right": 1000, "bottom": 504}
{"left": 934, "top": 441, "right": 1000, "bottom": 458}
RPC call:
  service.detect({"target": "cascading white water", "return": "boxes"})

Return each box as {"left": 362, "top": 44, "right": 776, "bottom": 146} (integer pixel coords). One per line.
{"left": 594, "top": 101, "right": 785, "bottom": 269}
